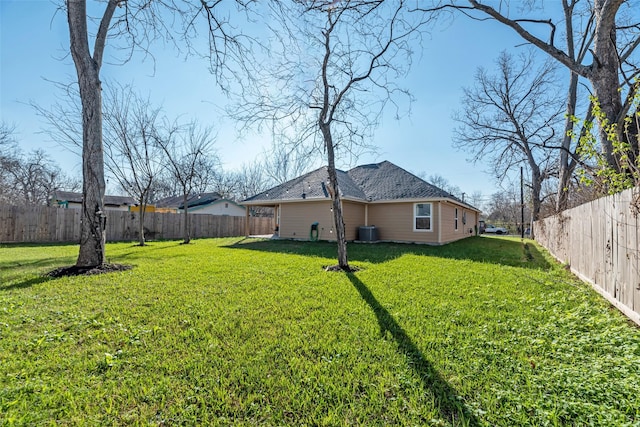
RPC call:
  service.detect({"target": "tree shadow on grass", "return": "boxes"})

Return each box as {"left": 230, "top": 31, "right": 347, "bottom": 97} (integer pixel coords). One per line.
{"left": 0, "top": 257, "right": 74, "bottom": 271}
{"left": 0, "top": 275, "right": 53, "bottom": 292}
{"left": 227, "top": 236, "right": 551, "bottom": 270}
{"left": 346, "top": 273, "right": 480, "bottom": 426}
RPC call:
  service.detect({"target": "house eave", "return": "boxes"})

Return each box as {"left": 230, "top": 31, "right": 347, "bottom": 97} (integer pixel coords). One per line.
{"left": 179, "top": 198, "right": 243, "bottom": 210}
{"left": 243, "top": 196, "right": 367, "bottom": 206}
{"left": 369, "top": 197, "right": 481, "bottom": 212}
{"left": 243, "top": 197, "right": 328, "bottom": 206}
{"left": 243, "top": 196, "right": 479, "bottom": 212}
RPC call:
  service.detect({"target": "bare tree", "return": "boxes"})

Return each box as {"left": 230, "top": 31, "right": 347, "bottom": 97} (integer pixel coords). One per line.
{"left": 424, "top": 0, "right": 640, "bottom": 174}
{"left": 31, "top": 80, "right": 83, "bottom": 158}
{"left": 454, "top": 51, "right": 562, "bottom": 223}
{"left": 485, "top": 187, "right": 526, "bottom": 228}
{"left": 234, "top": 161, "right": 271, "bottom": 201}
{"left": 102, "top": 83, "right": 165, "bottom": 246}
{"left": 467, "top": 190, "right": 485, "bottom": 212}
{"left": 0, "top": 122, "right": 16, "bottom": 151}
{"left": 0, "top": 124, "right": 77, "bottom": 205}
{"left": 262, "top": 140, "right": 317, "bottom": 185}
{"left": 1, "top": 148, "right": 77, "bottom": 206}
{"left": 0, "top": 123, "right": 18, "bottom": 198}
{"left": 210, "top": 170, "right": 241, "bottom": 201}
{"left": 555, "top": 0, "right": 595, "bottom": 211}
{"left": 64, "top": 0, "right": 250, "bottom": 267}
{"left": 146, "top": 170, "right": 178, "bottom": 203}
{"left": 427, "top": 174, "right": 462, "bottom": 199}
{"left": 154, "top": 121, "right": 219, "bottom": 244}
{"left": 237, "top": 0, "right": 428, "bottom": 271}
{"left": 210, "top": 160, "right": 270, "bottom": 202}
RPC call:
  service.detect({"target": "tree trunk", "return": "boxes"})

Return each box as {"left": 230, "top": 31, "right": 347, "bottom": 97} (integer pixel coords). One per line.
{"left": 556, "top": 163, "right": 571, "bottom": 212}
{"left": 68, "top": 0, "right": 107, "bottom": 267}
{"left": 182, "top": 192, "right": 191, "bottom": 244}
{"left": 467, "top": 0, "right": 630, "bottom": 173}
{"left": 138, "top": 195, "right": 146, "bottom": 246}
{"left": 320, "top": 122, "right": 349, "bottom": 270}
{"left": 589, "top": 0, "right": 623, "bottom": 171}
{"left": 556, "top": 71, "right": 579, "bottom": 212}
{"left": 530, "top": 166, "right": 542, "bottom": 224}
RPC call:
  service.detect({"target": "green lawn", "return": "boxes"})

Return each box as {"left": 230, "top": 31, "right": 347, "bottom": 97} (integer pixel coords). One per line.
{"left": 1, "top": 236, "right": 639, "bottom": 426}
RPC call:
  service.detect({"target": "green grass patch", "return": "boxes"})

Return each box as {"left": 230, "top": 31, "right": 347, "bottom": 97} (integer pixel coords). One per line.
{"left": 1, "top": 236, "right": 639, "bottom": 426}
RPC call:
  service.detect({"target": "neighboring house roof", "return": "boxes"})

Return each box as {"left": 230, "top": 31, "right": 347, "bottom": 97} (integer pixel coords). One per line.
{"left": 52, "top": 190, "right": 136, "bottom": 207}
{"left": 155, "top": 192, "right": 241, "bottom": 210}
{"left": 244, "top": 160, "right": 478, "bottom": 210}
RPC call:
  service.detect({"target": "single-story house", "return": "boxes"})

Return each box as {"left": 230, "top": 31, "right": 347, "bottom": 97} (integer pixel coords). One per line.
{"left": 155, "top": 192, "right": 245, "bottom": 216}
{"left": 52, "top": 191, "right": 136, "bottom": 212}
{"left": 242, "top": 160, "right": 480, "bottom": 244}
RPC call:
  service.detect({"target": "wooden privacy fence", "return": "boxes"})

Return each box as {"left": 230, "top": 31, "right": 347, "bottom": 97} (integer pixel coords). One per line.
{"left": 0, "top": 205, "right": 273, "bottom": 243}
{"left": 534, "top": 187, "right": 640, "bottom": 325}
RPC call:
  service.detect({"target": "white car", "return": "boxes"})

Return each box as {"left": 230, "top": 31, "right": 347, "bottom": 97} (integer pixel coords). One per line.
{"left": 484, "top": 224, "right": 508, "bottom": 234}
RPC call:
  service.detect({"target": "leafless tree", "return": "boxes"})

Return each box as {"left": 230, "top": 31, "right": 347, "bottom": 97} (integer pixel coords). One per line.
{"left": 234, "top": 161, "right": 271, "bottom": 201}
{"left": 0, "top": 123, "right": 18, "bottom": 197}
{"left": 0, "top": 122, "right": 16, "bottom": 151}
{"left": 146, "top": 171, "right": 177, "bottom": 203}
{"left": 154, "top": 120, "right": 219, "bottom": 244}
{"left": 427, "top": 174, "right": 462, "bottom": 199}
{"left": 210, "top": 160, "right": 270, "bottom": 202}
{"left": 485, "top": 187, "right": 527, "bottom": 229}
{"left": 102, "top": 83, "right": 165, "bottom": 246}
{"left": 1, "top": 148, "right": 77, "bottom": 206}
{"left": 31, "top": 80, "right": 83, "bottom": 158}
{"left": 467, "top": 191, "right": 485, "bottom": 212}
{"left": 64, "top": 0, "right": 251, "bottom": 267}
{"left": 554, "top": 0, "right": 595, "bottom": 211}
{"left": 422, "top": 0, "right": 640, "bottom": 175}
{"left": 454, "top": 51, "right": 562, "bottom": 223}
{"left": 262, "top": 140, "right": 317, "bottom": 185}
{"left": 236, "top": 0, "right": 429, "bottom": 271}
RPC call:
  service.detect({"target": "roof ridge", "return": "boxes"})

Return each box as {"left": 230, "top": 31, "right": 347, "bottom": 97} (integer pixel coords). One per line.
{"left": 243, "top": 160, "right": 477, "bottom": 210}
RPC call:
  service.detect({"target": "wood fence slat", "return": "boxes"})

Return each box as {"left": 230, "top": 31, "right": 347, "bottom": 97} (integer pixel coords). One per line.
{"left": 1, "top": 205, "right": 275, "bottom": 244}
{"left": 535, "top": 187, "right": 640, "bottom": 326}
{"left": 631, "top": 196, "right": 637, "bottom": 310}
{"left": 621, "top": 195, "right": 633, "bottom": 308}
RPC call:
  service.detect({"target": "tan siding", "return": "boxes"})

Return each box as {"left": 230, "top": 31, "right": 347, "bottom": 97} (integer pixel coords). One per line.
{"left": 278, "top": 199, "right": 478, "bottom": 243}
{"left": 279, "top": 200, "right": 366, "bottom": 241}
{"left": 367, "top": 201, "right": 478, "bottom": 244}
{"left": 440, "top": 203, "right": 477, "bottom": 243}
{"left": 368, "top": 202, "right": 440, "bottom": 244}
{"left": 280, "top": 201, "right": 335, "bottom": 240}
{"left": 470, "top": 210, "right": 479, "bottom": 234}
{"left": 342, "top": 201, "right": 366, "bottom": 241}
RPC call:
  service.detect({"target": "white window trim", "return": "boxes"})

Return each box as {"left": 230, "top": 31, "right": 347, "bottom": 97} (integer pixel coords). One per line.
{"left": 413, "top": 202, "right": 433, "bottom": 232}
{"left": 455, "top": 208, "right": 459, "bottom": 231}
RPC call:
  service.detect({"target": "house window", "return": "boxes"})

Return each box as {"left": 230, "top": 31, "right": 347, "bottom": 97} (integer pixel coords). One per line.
{"left": 225, "top": 203, "right": 229, "bottom": 208}
{"left": 414, "top": 203, "right": 432, "bottom": 231}
{"left": 455, "top": 208, "right": 458, "bottom": 231}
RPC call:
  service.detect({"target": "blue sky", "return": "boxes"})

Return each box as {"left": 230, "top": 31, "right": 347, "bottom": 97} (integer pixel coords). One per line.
{"left": 1, "top": 1, "right": 541, "bottom": 201}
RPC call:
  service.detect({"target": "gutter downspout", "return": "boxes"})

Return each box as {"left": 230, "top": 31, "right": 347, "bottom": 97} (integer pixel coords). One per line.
{"left": 438, "top": 203, "right": 442, "bottom": 243}
{"left": 365, "top": 204, "right": 369, "bottom": 226}
{"left": 245, "top": 206, "right": 250, "bottom": 237}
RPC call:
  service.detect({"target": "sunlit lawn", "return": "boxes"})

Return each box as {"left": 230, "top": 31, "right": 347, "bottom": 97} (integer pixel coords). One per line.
{"left": 1, "top": 236, "right": 639, "bottom": 426}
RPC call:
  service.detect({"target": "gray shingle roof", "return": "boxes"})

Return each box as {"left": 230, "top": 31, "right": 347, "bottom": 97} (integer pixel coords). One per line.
{"left": 155, "top": 192, "right": 225, "bottom": 209}
{"left": 243, "top": 166, "right": 360, "bottom": 203}
{"left": 244, "top": 160, "right": 472, "bottom": 208}
{"left": 52, "top": 191, "right": 136, "bottom": 207}
{"left": 347, "top": 161, "right": 463, "bottom": 202}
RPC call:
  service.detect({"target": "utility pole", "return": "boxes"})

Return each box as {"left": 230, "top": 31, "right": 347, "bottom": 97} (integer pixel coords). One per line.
{"left": 520, "top": 166, "right": 525, "bottom": 239}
